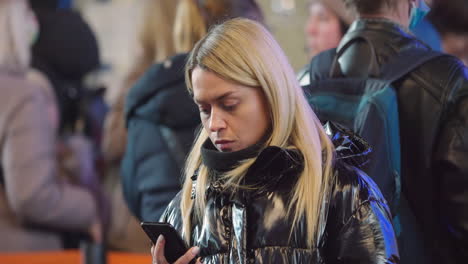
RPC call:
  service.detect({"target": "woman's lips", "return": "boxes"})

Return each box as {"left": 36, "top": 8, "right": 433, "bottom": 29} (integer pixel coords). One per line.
{"left": 215, "top": 140, "right": 235, "bottom": 151}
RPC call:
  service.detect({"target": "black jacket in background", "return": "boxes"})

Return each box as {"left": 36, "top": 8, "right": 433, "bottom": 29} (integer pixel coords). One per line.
{"left": 308, "top": 18, "right": 468, "bottom": 264}
{"left": 121, "top": 53, "right": 200, "bottom": 222}
{"left": 31, "top": 8, "right": 100, "bottom": 132}
{"left": 161, "top": 122, "right": 399, "bottom": 263}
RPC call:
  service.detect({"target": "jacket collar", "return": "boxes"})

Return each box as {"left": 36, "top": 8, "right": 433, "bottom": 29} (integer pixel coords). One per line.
{"left": 199, "top": 139, "right": 303, "bottom": 193}
{"left": 347, "top": 18, "right": 413, "bottom": 38}
{"left": 194, "top": 122, "right": 371, "bottom": 196}
{"left": 338, "top": 18, "right": 425, "bottom": 55}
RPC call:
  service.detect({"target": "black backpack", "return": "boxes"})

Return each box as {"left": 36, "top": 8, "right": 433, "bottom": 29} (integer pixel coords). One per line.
{"left": 303, "top": 35, "right": 445, "bottom": 235}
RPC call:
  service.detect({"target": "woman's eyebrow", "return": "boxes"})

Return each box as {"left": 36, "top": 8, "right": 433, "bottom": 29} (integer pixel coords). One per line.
{"left": 194, "top": 91, "right": 237, "bottom": 105}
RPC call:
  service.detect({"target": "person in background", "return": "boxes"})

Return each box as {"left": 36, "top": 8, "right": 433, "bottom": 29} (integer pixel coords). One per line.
{"left": 121, "top": 0, "right": 264, "bottom": 223}
{"left": 305, "top": 0, "right": 355, "bottom": 59}
{"left": 307, "top": 0, "right": 468, "bottom": 263}
{"left": 28, "top": 0, "right": 102, "bottom": 136}
{"left": 101, "top": 0, "right": 180, "bottom": 253}
{"left": 429, "top": 0, "right": 468, "bottom": 65}
{"left": 151, "top": 18, "right": 398, "bottom": 264}
{"left": 299, "top": 0, "right": 355, "bottom": 85}
{"left": 0, "top": 0, "right": 102, "bottom": 251}
{"left": 102, "top": 0, "right": 179, "bottom": 167}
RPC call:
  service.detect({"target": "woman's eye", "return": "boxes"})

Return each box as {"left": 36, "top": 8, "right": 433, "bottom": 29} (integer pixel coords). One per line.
{"left": 223, "top": 104, "right": 236, "bottom": 111}
{"left": 199, "top": 107, "right": 210, "bottom": 115}
{"left": 222, "top": 101, "right": 238, "bottom": 111}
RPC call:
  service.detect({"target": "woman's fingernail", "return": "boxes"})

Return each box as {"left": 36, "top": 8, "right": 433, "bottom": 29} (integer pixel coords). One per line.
{"left": 191, "top": 246, "right": 200, "bottom": 255}
{"left": 157, "top": 235, "right": 164, "bottom": 244}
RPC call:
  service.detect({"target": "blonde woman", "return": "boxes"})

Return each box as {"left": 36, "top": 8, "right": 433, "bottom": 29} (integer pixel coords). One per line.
{"left": 151, "top": 18, "right": 399, "bottom": 264}
{"left": 121, "top": 0, "right": 264, "bottom": 222}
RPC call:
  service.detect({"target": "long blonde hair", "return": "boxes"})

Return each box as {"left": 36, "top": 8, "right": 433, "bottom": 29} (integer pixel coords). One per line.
{"left": 123, "top": 0, "right": 178, "bottom": 88}
{"left": 181, "top": 18, "right": 335, "bottom": 248}
{"left": 0, "top": 0, "right": 33, "bottom": 74}
{"left": 173, "top": 0, "right": 264, "bottom": 53}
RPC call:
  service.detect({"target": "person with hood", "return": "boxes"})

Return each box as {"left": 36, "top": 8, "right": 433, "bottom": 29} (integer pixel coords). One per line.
{"left": 28, "top": 0, "right": 101, "bottom": 134}
{"left": 101, "top": 0, "right": 179, "bottom": 253}
{"left": 0, "top": 0, "right": 102, "bottom": 251}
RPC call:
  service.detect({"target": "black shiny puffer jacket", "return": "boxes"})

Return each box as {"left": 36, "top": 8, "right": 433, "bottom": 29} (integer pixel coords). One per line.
{"left": 161, "top": 123, "right": 399, "bottom": 263}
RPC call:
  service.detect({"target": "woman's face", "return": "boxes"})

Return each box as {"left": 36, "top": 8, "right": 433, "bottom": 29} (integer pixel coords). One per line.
{"left": 192, "top": 67, "right": 270, "bottom": 152}
{"left": 305, "top": 2, "right": 343, "bottom": 58}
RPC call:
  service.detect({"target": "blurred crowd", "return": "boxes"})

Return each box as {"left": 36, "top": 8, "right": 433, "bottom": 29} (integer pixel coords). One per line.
{"left": 0, "top": 0, "right": 467, "bottom": 263}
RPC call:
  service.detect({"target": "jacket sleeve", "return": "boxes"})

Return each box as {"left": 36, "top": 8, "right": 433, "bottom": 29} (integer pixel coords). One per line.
{"left": 2, "top": 86, "right": 96, "bottom": 230}
{"left": 433, "top": 62, "right": 468, "bottom": 261}
{"left": 324, "top": 164, "right": 400, "bottom": 264}
{"left": 121, "top": 116, "right": 182, "bottom": 222}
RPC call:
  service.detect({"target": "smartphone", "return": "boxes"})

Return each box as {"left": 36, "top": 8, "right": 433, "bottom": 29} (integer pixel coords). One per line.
{"left": 140, "top": 222, "right": 191, "bottom": 263}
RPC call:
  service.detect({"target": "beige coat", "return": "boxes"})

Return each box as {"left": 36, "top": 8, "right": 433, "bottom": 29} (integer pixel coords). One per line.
{"left": 0, "top": 71, "right": 96, "bottom": 251}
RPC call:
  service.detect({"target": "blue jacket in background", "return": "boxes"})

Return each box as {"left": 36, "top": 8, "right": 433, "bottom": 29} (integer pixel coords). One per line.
{"left": 121, "top": 53, "right": 200, "bottom": 222}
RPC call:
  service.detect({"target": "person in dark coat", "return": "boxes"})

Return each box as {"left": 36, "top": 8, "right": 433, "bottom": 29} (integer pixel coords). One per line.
{"left": 150, "top": 18, "right": 399, "bottom": 264}
{"left": 29, "top": 0, "right": 100, "bottom": 133}
{"left": 306, "top": 0, "right": 468, "bottom": 263}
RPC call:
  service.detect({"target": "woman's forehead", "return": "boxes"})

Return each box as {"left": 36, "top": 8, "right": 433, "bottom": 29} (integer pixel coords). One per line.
{"left": 192, "top": 67, "right": 261, "bottom": 104}
{"left": 192, "top": 68, "right": 238, "bottom": 99}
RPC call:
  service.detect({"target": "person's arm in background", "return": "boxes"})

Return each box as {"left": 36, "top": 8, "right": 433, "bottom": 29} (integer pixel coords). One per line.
{"left": 121, "top": 116, "right": 182, "bottom": 222}
{"left": 2, "top": 85, "right": 100, "bottom": 238}
{"left": 434, "top": 62, "right": 468, "bottom": 262}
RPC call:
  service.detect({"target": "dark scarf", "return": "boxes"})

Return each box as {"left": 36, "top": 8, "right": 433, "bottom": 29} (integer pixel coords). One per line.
{"left": 197, "top": 139, "right": 303, "bottom": 199}
{"left": 200, "top": 139, "right": 263, "bottom": 174}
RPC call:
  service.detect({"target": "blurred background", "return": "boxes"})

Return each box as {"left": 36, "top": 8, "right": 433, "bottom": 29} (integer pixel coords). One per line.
{"left": 1, "top": 0, "right": 467, "bottom": 261}
{"left": 77, "top": 0, "right": 311, "bottom": 104}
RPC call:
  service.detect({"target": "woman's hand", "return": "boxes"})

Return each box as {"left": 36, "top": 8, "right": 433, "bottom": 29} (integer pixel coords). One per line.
{"left": 151, "top": 235, "right": 201, "bottom": 264}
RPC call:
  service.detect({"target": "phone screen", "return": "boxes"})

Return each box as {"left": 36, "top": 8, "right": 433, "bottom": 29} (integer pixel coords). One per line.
{"left": 140, "top": 222, "right": 190, "bottom": 263}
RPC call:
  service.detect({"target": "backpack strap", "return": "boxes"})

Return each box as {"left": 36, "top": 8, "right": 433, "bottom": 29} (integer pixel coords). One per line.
{"left": 380, "top": 48, "right": 446, "bottom": 83}
{"left": 330, "top": 32, "right": 380, "bottom": 78}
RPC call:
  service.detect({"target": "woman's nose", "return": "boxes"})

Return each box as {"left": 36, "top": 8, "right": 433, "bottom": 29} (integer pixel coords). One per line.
{"left": 208, "top": 110, "right": 227, "bottom": 132}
